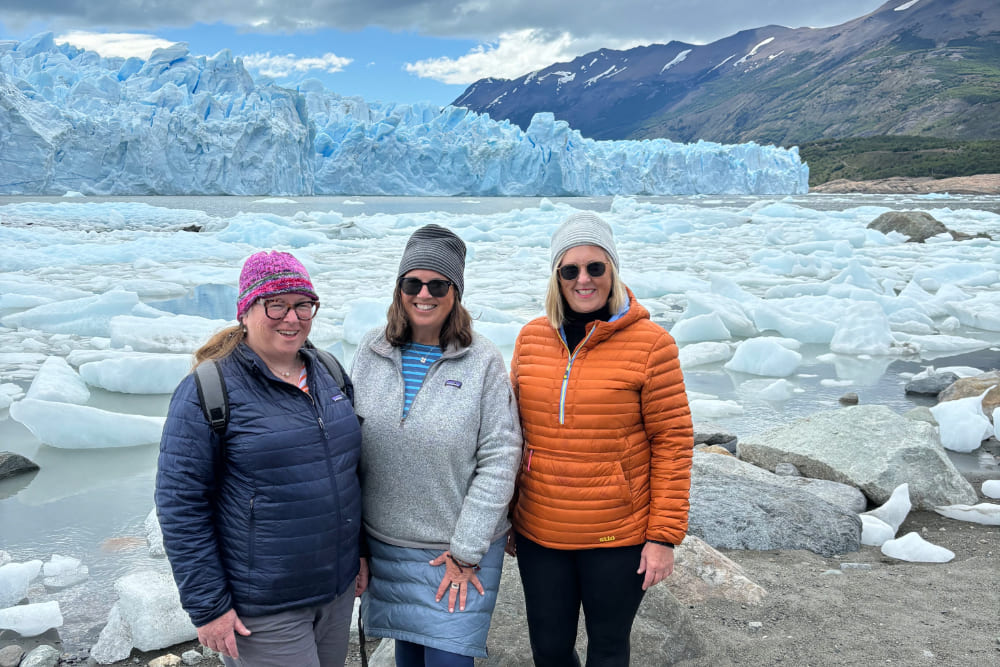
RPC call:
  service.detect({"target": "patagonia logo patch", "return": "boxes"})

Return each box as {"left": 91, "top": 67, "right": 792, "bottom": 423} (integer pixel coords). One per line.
{"left": 332, "top": 394, "right": 346, "bottom": 402}
{"left": 444, "top": 380, "right": 463, "bottom": 389}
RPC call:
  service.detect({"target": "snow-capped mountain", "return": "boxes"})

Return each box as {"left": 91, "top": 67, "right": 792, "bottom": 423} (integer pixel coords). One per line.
{"left": 453, "top": 0, "right": 999, "bottom": 144}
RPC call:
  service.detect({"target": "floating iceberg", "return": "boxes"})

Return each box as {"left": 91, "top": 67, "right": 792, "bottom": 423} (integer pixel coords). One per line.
{"left": 9, "top": 399, "right": 166, "bottom": 448}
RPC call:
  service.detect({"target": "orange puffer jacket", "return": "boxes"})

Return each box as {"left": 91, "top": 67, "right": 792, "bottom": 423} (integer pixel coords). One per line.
{"left": 510, "top": 290, "right": 693, "bottom": 549}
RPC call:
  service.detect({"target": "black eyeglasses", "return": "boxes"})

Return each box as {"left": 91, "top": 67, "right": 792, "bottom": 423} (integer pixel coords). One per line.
{"left": 399, "top": 277, "right": 453, "bottom": 297}
{"left": 261, "top": 299, "right": 320, "bottom": 320}
{"left": 558, "top": 262, "right": 607, "bottom": 281}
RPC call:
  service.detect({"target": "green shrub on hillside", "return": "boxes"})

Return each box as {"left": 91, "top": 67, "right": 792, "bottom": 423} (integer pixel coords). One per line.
{"left": 799, "top": 137, "right": 1000, "bottom": 186}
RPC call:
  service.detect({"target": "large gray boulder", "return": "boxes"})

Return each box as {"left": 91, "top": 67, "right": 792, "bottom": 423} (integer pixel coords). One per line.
{"left": 738, "top": 405, "right": 977, "bottom": 509}
{"left": 480, "top": 555, "right": 704, "bottom": 665}
{"left": 689, "top": 452, "right": 861, "bottom": 556}
{"left": 867, "top": 210, "right": 949, "bottom": 242}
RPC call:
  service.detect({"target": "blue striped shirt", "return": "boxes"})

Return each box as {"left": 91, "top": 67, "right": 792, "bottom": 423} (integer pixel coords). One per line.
{"left": 401, "top": 343, "right": 442, "bottom": 417}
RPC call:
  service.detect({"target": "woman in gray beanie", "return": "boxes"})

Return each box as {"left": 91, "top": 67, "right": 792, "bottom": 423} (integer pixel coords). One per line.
{"left": 509, "top": 211, "right": 694, "bottom": 666}
{"left": 350, "top": 224, "right": 522, "bottom": 666}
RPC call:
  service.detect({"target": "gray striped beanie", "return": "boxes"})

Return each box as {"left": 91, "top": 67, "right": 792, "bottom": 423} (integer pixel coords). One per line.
{"left": 397, "top": 224, "right": 467, "bottom": 298}
{"left": 550, "top": 211, "right": 619, "bottom": 272}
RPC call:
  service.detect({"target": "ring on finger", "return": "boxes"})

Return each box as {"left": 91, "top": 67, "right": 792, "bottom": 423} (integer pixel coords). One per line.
{"left": 450, "top": 582, "right": 460, "bottom": 589}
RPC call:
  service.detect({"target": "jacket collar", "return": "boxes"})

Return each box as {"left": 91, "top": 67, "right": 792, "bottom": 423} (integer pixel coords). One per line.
{"left": 369, "top": 330, "right": 470, "bottom": 362}
{"left": 233, "top": 340, "right": 322, "bottom": 377}
{"left": 565, "top": 286, "right": 648, "bottom": 349}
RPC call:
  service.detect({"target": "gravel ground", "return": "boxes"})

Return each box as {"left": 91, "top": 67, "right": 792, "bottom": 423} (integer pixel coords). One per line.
{"left": 6, "top": 493, "right": 996, "bottom": 667}
{"left": 674, "top": 507, "right": 999, "bottom": 667}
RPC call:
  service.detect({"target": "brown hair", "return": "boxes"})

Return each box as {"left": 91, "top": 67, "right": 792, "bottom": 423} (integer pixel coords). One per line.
{"left": 544, "top": 249, "right": 627, "bottom": 329}
{"left": 192, "top": 325, "right": 245, "bottom": 369}
{"left": 385, "top": 284, "right": 473, "bottom": 349}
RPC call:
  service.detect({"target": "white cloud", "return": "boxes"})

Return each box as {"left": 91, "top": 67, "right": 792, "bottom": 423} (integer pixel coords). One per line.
{"left": 242, "top": 52, "right": 353, "bottom": 78}
{"left": 56, "top": 31, "right": 176, "bottom": 59}
{"left": 405, "top": 29, "right": 641, "bottom": 84}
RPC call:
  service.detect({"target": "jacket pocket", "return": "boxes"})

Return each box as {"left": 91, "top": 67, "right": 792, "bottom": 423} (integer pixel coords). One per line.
{"left": 520, "top": 450, "right": 633, "bottom": 516}
{"left": 247, "top": 494, "right": 257, "bottom": 576}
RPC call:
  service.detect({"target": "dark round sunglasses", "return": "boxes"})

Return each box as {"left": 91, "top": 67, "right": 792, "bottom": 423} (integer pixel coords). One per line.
{"left": 261, "top": 299, "right": 319, "bottom": 320}
{"left": 558, "top": 261, "right": 607, "bottom": 281}
{"left": 399, "top": 277, "right": 453, "bottom": 297}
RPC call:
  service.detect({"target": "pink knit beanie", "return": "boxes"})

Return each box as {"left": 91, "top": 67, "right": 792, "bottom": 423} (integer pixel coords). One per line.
{"left": 236, "top": 251, "right": 318, "bottom": 320}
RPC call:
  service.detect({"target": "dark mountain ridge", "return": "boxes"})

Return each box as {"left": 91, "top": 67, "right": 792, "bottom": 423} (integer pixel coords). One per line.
{"left": 452, "top": 0, "right": 1000, "bottom": 145}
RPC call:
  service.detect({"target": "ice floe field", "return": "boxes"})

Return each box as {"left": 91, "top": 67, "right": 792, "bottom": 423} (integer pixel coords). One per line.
{"left": 1, "top": 192, "right": 999, "bottom": 649}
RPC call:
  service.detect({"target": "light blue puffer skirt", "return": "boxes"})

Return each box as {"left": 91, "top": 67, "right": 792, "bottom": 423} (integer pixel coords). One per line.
{"left": 361, "top": 535, "right": 506, "bottom": 658}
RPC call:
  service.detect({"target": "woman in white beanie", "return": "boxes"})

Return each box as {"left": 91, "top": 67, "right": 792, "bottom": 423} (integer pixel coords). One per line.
{"left": 509, "top": 211, "right": 694, "bottom": 666}
{"left": 351, "top": 224, "right": 522, "bottom": 666}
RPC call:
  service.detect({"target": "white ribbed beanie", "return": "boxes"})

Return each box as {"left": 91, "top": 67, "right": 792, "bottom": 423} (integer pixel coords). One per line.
{"left": 549, "top": 211, "right": 619, "bottom": 271}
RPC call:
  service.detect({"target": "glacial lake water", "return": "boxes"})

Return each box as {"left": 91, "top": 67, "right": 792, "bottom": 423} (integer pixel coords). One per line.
{"left": 1, "top": 193, "right": 999, "bottom": 650}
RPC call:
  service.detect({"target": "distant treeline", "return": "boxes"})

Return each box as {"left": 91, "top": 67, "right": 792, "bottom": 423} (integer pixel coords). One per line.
{"left": 798, "top": 137, "right": 1000, "bottom": 186}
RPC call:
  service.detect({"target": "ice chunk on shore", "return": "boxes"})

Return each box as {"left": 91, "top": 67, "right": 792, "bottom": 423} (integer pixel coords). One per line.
{"left": 933, "top": 503, "right": 1000, "bottom": 525}
{"left": 114, "top": 570, "right": 196, "bottom": 651}
{"left": 9, "top": 399, "right": 165, "bottom": 448}
{"left": 860, "top": 515, "right": 895, "bottom": 547}
{"left": 880, "top": 532, "right": 954, "bottom": 563}
{"left": 90, "top": 603, "right": 132, "bottom": 664}
{"left": 0, "top": 601, "right": 63, "bottom": 636}
{"left": 984, "top": 480, "right": 1000, "bottom": 499}
{"left": 25, "top": 356, "right": 90, "bottom": 404}
{"left": 929, "top": 389, "right": 993, "bottom": 452}
{"left": 863, "top": 483, "right": 911, "bottom": 535}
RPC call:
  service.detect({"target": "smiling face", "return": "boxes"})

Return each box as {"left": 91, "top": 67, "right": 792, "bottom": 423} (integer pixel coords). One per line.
{"left": 557, "top": 245, "right": 612, "bottom": 314}
{"left": 400, "top": 268, "right": 455, "bottom": 345}
{"left": 242, "top": 293, "right": 314, "bottom": 364}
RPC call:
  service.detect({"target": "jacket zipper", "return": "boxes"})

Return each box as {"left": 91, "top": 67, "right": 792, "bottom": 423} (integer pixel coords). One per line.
{"left": 558, "top": 324, "right": 598, "bottom": 425}
{"left": 302, "top": 363, "right": 342, "bottom": 587}
{"left": 399, "top": 356, "right": 445, "bottom": 427}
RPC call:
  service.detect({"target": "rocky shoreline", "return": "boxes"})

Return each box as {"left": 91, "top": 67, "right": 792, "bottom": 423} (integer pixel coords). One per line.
{"left": 810, "top": 174, "right": 1000, "bottom": 195}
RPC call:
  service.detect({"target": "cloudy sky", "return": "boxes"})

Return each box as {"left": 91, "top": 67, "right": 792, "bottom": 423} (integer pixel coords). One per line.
{"left": 0, "top": 0, "right": 889, "bottom": 104}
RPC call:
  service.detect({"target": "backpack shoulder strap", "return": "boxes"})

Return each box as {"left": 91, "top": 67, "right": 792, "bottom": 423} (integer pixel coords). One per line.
{"left": 313, "top": 349, "right": 353, "bottom": 405}
{"left": 193, "top": 360, "right": 229, "bottom": 436}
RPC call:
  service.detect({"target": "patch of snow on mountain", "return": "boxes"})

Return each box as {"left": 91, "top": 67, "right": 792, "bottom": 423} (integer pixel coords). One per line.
{"left": 661, "top": 49, "right": 693, "bottom": 73}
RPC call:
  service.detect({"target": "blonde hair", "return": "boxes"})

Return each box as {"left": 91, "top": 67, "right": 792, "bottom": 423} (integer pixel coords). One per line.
{"left": 544, "top": 250, "right": 627, "bottom": 329}
{"left": 192, "top": 325, "right": 245, "bottom": 369}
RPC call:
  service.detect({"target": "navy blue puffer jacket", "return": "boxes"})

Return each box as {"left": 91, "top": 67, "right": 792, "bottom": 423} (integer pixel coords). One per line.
{"left": 155, "top": 343, "right": 362, "bottom": 627}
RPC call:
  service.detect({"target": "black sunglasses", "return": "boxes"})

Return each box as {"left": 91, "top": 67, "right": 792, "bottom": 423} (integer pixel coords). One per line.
{"left": 558, "top": 261, "right": 607, "bottom": 281}
{"left": 399, "top": 277, "right": 453, "bottom": 297}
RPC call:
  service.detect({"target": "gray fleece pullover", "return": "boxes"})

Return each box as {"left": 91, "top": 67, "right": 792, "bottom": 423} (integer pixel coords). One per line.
{"left": 351, "top": 329, "right": 522, "bottom": 565}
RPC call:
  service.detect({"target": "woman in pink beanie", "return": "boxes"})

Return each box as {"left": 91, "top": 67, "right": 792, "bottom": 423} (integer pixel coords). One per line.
{"left": 156, "top": 250, "right": 365, "bottom": 667}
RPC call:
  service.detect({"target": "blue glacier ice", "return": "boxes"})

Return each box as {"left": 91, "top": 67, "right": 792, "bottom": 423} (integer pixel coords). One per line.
{"left": 0, "top": 33, "right": 809, "bottom": 196}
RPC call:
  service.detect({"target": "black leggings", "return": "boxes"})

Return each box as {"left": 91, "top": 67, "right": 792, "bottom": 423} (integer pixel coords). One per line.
{"left": 514, "top": 534, "right": 646, "bottom": 667}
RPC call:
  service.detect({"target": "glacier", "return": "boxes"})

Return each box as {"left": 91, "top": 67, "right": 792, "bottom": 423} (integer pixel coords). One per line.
{"left": 0, "top": 33, "right": 809, "bottom": 196}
